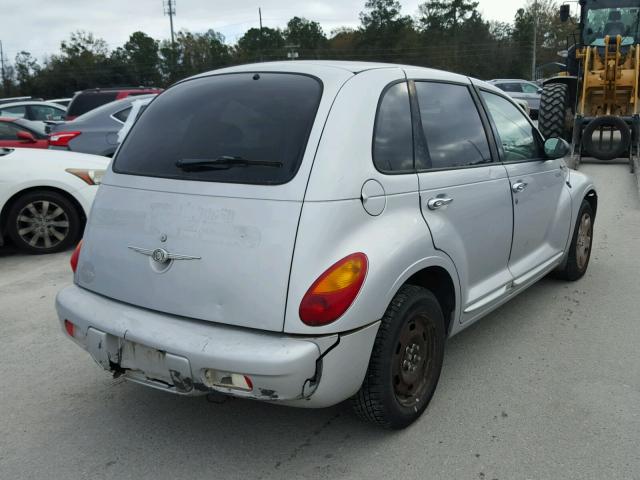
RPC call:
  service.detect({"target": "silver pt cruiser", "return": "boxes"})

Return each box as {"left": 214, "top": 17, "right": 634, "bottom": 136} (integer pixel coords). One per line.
{"left": 57, "top": 61, "right": 597, "bottom": 429}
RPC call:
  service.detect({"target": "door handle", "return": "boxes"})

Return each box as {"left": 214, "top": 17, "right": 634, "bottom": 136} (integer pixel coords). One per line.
{"left": 427, "top": 196, "right": 454, "bottom": 210}
{"left": 511, "top": 181, "right": 528, "bottom": 193}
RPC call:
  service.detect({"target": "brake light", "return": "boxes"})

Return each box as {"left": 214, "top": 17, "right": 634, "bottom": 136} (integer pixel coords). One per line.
{"left": 70, "top": 240, "right": 82, "bottom": 273}
{"left": 64, "top": 319, "right": 76, "bottom": 337}
{"left": 49, "top": 131, "right": 81, "bottom": 147}
{"left": 299, "top": 253, "right": 368, "bottom": 326}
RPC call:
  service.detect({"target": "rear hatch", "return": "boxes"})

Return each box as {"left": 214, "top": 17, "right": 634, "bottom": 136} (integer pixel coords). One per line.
{"left": 76, "top": 71, "right": 330, "bottom": 332}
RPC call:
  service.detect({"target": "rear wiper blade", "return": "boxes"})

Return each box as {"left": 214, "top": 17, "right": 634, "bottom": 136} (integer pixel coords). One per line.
{"left": 175, "top": 156, "right": 283, "bottom": 170}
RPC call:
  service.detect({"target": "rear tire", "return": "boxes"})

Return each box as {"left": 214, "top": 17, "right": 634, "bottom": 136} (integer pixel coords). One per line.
{"left": 6, "top": 190, "right": 81, "bottom": 254}
{"left": 539, "top": 83, "right": 572, "bottom": 141}
{"left": 554, "top": 200, "right": 594, "bottom": 281}
{"left": 351, "top": 285, "right": 445, "bottom": 429}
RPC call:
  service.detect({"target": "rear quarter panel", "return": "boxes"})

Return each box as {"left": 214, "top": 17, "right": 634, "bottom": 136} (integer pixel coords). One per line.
{"left": 284, "top": 69, "right": 461, "bottom": 335}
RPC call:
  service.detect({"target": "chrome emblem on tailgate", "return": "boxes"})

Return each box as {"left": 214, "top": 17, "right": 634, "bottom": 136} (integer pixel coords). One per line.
{"left": 128, "top": 246, "right": 201, "bottom": 262}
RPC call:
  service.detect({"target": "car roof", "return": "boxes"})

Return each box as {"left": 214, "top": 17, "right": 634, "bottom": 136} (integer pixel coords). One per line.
{"left": 0, "top": 101, "right": 66, "bottom": 109}
{"left": 488, "top": 79, "right": 536, "bottom": 83}
{"left": 189, "top": 60, "right": 471, "bottom": 82}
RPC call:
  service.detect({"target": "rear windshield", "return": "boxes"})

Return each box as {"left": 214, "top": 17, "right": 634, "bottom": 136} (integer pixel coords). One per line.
{"left": 67, "top": 92, "right": 118, "bottom": 117}
{"left": 113, "top": 73, "right": 323, "bottom": 185}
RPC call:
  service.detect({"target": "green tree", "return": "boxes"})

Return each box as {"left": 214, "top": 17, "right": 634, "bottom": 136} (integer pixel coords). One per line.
{"left": 359, "top": 0, "right": 414, "bottom": 53}
{"left": 14, "top": 51, "right": 40, "bottom": 94}
{"left": 237, "top": 27, "right": 285, "bottom": 61}
{"left": 284, "top": 17, "right": 327, "bottom": 53}
{"left": 123, "top": 31, "right": 161, "bottom": 85}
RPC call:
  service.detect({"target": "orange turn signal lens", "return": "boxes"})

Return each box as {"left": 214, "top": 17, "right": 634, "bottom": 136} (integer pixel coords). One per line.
{"left": 299, "top": 253, "right": 368, "bottom": 326}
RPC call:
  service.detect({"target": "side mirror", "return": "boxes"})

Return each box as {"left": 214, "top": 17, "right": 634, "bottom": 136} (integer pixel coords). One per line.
{"left": 537, "top": 88, "right": 544, "bottom": 94}
{"left": 17, "top": 131, "right": 36, "bottom": 143}
{"left": 544, "top": 137, "right": 571, "bottom": 159}
{"left": 559, "top": 4, "right": 570, "bottom": 22}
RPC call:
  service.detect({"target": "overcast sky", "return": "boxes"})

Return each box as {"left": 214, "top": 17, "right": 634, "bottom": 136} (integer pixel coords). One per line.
{"left": 1, "top": 0, "right": 528, "bottom": 62}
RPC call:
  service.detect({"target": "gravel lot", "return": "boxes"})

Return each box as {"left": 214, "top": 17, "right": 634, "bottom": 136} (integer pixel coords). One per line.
{"left": 1, "top": 163, "right": 639, "bottom": 480}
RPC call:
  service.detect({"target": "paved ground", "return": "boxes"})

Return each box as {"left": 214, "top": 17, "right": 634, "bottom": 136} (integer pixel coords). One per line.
{"left": 1, "top": 163, "right": 639, "bottom": 480}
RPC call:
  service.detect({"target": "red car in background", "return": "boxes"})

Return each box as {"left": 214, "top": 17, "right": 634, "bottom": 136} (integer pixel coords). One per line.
{"left": 0, "top": 117, "right": 49, "bottom": 149}
{"left": 65, "top": 87, "right": 163, "bottom": 120}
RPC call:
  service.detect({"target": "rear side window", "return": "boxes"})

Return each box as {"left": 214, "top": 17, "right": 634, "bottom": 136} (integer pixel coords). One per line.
{"left": 114, "top": 73, "right": 322, "bottom": 185}
{"left": 0, "top": 106, "right": 26, "bottom": 118}
{"left": 373, "top": 82, "right": 413, "bottom": 173}
{"left": 0, "top": 122, "right": 20, "bottom": 140}
{"left": 67, "top": 92, "right": 118, "bottom": 117}
{"left": 415, "top": 82, "right": 492, "bottom": 170}
{"left": 112, "top": 107, "right": 132, "bottom": 123}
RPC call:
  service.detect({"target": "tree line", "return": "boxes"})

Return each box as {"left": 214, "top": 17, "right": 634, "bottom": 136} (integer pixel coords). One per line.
{"left": 1, "top": 0, "right": 577, "bottom": 99}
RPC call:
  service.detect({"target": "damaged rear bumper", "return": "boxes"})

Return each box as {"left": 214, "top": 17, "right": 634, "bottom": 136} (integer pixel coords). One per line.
{"left": 56, "top": 285, "right": 379, "bottom": 407}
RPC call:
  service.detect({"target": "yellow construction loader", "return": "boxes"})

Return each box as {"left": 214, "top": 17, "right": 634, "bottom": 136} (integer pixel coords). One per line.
{"left": 538, "top": 0, "right": 640, "bottom": 171}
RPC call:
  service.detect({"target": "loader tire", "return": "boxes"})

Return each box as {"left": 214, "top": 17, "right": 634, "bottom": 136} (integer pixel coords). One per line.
{"left": 539, "top": 83, "right": 572, "bottom": 141}
{"left": 582, "top": 116, "right": 630, "bottom": 161}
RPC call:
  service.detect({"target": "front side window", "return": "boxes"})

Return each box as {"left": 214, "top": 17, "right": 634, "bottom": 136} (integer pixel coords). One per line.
{"left": 373, "top": 82, "right": 414, "bottom": 173}
{"left": 481, "top": 91, "right": 543, "bottom": 162}
{"left": 521, "top": 82, "right": 540, "bottom": 94}
{"left": 114, "top": 73, "right": 322, "bottom": 185}
{"left": 498, "top": 83, "right": 522, "bottom": 93}
{"left": 415, "top": 82, "right": 492, "bottom": 170}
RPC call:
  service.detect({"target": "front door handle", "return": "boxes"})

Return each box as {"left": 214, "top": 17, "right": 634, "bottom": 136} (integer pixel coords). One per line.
{"left": 512, "top": 181, "right": 528, "bottom": 193}
{"left": 427, "top": 196, "right": 454, "bottom": 210}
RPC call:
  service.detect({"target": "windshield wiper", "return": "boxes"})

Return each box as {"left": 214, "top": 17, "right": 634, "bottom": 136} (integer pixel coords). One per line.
{"left": 175, "top": 156, "right": 283, "bottom": 170}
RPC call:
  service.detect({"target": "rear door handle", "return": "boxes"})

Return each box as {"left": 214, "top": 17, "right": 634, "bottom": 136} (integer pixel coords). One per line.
{"left": 511, "top": 181, "right": 528, "bottom": 193}
{"left": 427, "top": 196, "right": 454, "bottom": 210}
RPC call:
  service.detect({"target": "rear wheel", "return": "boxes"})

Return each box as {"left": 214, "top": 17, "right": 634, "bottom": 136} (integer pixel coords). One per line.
{"left": 6, "top": 190, "right": 81, "bottom": 254}
{"left": 539, "top": 83, "right": 572, "bottom": 141}
{"left": 351, "top": 285, "right": 445, "bottom": 429}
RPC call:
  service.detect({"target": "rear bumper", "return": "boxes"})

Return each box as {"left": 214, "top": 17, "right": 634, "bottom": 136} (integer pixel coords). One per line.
{"left": 56, "top": 285, "right": 379, "bottom": 407}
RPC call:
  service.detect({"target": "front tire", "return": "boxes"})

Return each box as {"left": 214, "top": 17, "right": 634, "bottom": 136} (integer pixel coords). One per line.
{"left": 351, "top": 285, "right": 445, "bottom": 429}
{"left": 6, "top": 190, "right": 81, "bottom": 254}
{"left": 555, "top": 200, "right": 594, "bottom": 281}
{"left": 539, "top": 83, "right": 572, "bottom": 141}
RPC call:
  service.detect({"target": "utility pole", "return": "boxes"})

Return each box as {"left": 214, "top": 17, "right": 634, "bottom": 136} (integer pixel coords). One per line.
{"left": 532, "top": 0, "right": 538, "bottom": 81}
{"left": 0, "top": 40, "right": 5, "bottom": 95}
{"left": 164, "top": 0, "right": 176, "bottom": 48}
{"left": 259, "top": 7, "right": 264, "bottom": 62}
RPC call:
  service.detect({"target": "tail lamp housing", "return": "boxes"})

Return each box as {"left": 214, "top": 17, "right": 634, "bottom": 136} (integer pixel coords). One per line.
{"left": 49, "top": 131, "right": 81, "bottom": 147}
{"left": 299, "top": 253, "right": 368, "bottom": 326}
{"left": 70, "top": 240, "right": 82, "bottom": 273}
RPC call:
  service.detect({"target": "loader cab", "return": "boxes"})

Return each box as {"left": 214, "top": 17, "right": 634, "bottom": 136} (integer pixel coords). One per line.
{"left": 578, "top": 1, "right": 640, "bottom": 47}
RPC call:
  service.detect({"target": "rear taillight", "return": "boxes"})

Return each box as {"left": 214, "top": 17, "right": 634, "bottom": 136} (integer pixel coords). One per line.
{"left": 64, "top": 319, "right": 76, "bottom": 337}
{"left": 299, "top": 253, "right": 368, "bottom": 326}
{"left": 49, "top": 131, "right": 81, "bottom": 147}
{"left": 70, "top": 240, "right": 82, "bottom": 273}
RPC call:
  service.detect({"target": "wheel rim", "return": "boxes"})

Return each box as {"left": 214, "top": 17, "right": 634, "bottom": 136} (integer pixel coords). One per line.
{"left": 392, "top": 313, "right": 436, "bottom": 408}
{"left": 15, "top": 200, "right": 70, "bottom": 250}
{"left": 576, "top": 212, "right": 592, "bottom": 271}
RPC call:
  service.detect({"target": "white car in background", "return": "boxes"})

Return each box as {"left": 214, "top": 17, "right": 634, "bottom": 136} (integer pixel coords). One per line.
{"left": 0, "top": 147, "right": 108, "bottom": 254}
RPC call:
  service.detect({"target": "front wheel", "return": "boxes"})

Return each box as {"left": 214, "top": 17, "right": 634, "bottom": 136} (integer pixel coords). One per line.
{"left": 351, "top": 285, "right": 445, "bottom": 429}
{"left": 554, "top": 200, "right": 594, "bottom": 281}
{"left": 6, "top": 190, "right": 82, "bottom": 254}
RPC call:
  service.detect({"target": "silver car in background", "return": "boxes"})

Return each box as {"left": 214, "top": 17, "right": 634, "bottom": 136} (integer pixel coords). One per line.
{"left": 488, "top": 79, "right": 543, "bottom": 118}
{"left": 56, "top": 61, "right": 597, "bottom": 429}
{"left": 48, "top": 94, "right": 156, "bottom": 157}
